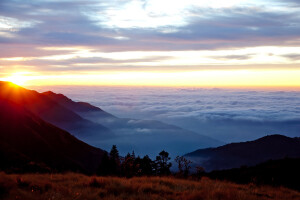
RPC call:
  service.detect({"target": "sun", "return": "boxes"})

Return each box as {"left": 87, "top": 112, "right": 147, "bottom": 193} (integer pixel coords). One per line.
{"left": 2, "top": 73, "right": 31, "bottom": 86}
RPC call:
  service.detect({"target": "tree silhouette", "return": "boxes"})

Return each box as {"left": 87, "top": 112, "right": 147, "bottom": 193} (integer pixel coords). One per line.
{"left": 121, "top": 152, "right": 139, "bottom": 177}
{"left": 97, "top": 152, "right": 111, "bottom": 176}
{"left": 110, "top": 145, "right": 120, "bottom": 162}
{"left": 109, "top": 145, "right": 120, "bottom": 175}
{"left": 175, "top": 156, "right": 184, "bottom": 176}
{"left": 175, "top": 156, "right": 192, "bottom": 177}
{"left": 140, "top": 155, "right": 154, "bottom": 176}
{"left": 183, "top": 157, "right": 192, "bottom": 177}
{"left": 155, "top": 150, "right": 172, "bottom": 175}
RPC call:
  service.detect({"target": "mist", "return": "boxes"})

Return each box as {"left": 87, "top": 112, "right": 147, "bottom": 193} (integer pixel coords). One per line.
{"left": 31, "top": 85, "right": 300, "bottom": 149}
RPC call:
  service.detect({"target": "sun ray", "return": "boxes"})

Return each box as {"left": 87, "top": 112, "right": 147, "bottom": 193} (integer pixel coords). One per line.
{"left": 1, "top": 72, "right": 32, "bottom": 86}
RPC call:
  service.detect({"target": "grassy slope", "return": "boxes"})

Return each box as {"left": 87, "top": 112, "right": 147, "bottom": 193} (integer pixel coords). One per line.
{"left": 0, "top": 173, "right": 299, "bottom": 200}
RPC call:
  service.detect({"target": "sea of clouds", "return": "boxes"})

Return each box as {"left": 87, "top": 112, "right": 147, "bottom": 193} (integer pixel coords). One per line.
{"left": 32, "top": 86, "right": 300, "bottom": 143}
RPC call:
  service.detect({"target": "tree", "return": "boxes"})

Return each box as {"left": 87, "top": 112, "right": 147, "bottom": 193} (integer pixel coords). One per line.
{"left": 182, "top": 157, "right": 192, "bottom": 177}
{"left": 109, "top": 145, "right": 120, "bottom": 175}
{"left": 110, "top": 145, "right": 120, "bottom": 163}
{"left": 139, "top": 155, "right": 154, "bottom": 176}
{"left": 155, "top": 150, "right": 172, "bottom": 175}
{"left": 97, "top": 152, "right": 111, "bottom": 176}
{"left": 121, "top": 153, "right": 136, "bottom": 177}
{"left": 175, "top": 156, "right": 192, "bottom": 177}
{"left": 175, "top": 156, "right": 184, "bottom": 176}
{"left": 131, "top": 151, "right": 136, "bottom": 159}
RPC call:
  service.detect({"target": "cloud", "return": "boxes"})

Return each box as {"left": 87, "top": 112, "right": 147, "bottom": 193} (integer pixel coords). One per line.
{"left": 210, "top": 54, "right": 254, "bottom": 60}
{"left": 135, "top": 128, "right": 152, "bottom": 134}
{"left": 281, "top": 54, "right": 300, "bottom": 60}
{"left": 1, "top": 0, "right": 300, "bottom": 76}
{"left": 41, "top": 86, "right": 300, "bottom": 122}
{"left": 1, "top": 0, "right": 300, "bottom": 51}
{"left": 33, "top": 85, "right": 300, "bottom": 142}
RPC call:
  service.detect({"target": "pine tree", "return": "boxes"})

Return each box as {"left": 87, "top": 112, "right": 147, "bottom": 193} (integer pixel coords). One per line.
{"left": 109, "top": 145, "right": 120, "bottom": 175}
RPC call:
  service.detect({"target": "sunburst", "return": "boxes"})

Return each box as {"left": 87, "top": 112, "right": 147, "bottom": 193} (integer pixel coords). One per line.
{"left": 2, "top": 73, "right": 31, "bottom": 86}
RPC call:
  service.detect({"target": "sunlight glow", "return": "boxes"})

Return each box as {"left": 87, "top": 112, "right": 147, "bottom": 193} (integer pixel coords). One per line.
{"left": 2, "top": 72, "right": 33, "bottom": 86}
{"left": 16, "top": 69, "right": 300, "bottom": 88}
{"left": 2, "top": 45, "right": 300, "bottom": 88}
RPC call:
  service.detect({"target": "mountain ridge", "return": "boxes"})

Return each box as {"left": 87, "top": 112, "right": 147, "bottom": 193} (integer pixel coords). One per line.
{"left": 38, "top": 86, "right": 223, "bottom": 157}
{"left": 0, "top": 97, "right": 105, "bottom": 173}
{"left": 0, "top": 81, "right": 113, "bottom": 138}
{"left": 0, "top": 82, "right": 223, "bottom": 158}
{"left": 185, "top": 134, "right": 300, "bottom": 171}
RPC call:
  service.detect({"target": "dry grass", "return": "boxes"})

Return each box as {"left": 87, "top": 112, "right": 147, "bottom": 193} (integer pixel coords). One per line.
{"left": 0, "top": 172, "right": 299, "bottom": 200}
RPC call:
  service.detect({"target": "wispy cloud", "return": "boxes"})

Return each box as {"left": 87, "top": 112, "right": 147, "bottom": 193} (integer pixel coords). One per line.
{"left": 1, "top": 0, "right": 300, "bottom": 84}
{"left": 281, "top": 54, "right": 300, "bottom": 61}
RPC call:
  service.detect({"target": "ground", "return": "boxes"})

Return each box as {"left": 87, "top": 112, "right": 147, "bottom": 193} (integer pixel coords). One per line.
{"left": 0, "top": 172, "right": 299, "bottom": 200}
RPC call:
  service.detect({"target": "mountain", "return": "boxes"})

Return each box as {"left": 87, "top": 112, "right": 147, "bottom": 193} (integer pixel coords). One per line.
{"left": 0, "top": 98, "right": 106, "bottom": 174}
{"left": 207, "top": 158, "right": 300, "bottom": 191}
{"left": 43, "top": 91, "right": 114, "bottom": 117}
{"left": 0, "top": 82, "right": 112, "bottom": 138}
{"left": 41, "top": 89, "right": 223, "bottom": 158}
{"left": 42, "top": 90, "right": 116, "bottom": 126}
{"left": 0, "top": 82, "right": 222, "bottom": 158}
{"left": 185, "top": 134, "right": 300, "bottom": 171}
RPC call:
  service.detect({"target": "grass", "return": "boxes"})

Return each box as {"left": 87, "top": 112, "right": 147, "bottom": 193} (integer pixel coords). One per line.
{"left": 0, "top": 172, "right": 299, "bottom": 200}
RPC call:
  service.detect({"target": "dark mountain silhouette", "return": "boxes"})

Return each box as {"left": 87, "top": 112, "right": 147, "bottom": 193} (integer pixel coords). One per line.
{"left": 207, "top": 158, "right": 300, "bottom": 191}
{"left": 0, "top": 98, "right": 105, "bottom": 174}
{"left": 185, "top": 134, "right": 300, "bottom": 171}
{"left": 41, "top": 90, "right": 223, "bottom": 158}
{"left": 0, "top": 82, "right": 112, "bottom": 137}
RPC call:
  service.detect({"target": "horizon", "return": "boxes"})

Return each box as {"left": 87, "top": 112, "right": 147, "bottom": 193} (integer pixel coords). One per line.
{"left": 24, "top": 83, "right": 300, "bottom": 92}
{"left": 4, "top": 80, "right": 300, "bottom": 91}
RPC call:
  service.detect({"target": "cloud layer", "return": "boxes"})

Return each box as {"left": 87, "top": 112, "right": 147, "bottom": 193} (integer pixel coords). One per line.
{"left": 32, "top": 85, "right": 300, "bottom": 142}
{"left": 1, "top": 0, "right": 300, "bottom": 77}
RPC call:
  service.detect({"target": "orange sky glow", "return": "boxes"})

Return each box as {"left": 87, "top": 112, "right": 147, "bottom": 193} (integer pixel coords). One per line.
{"left": 2, "top": 69, "right": 300, "bottom": 89}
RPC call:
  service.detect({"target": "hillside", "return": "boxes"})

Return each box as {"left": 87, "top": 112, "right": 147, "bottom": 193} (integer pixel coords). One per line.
{"left": 207, "top": 158, "right": 300, "bottom": 191}
{"left": 43, "top": 91, "right": 115, "bottom": 118}
{"left": 185, "top": 135, "right": 300, "bottom": 171}
{"left": 0, "top": 173, "right": 299, "bottom": 200}
{"left": 41, "top": 89, "right": 223, "bottom": 157}
{"left": 0, "top": 82, "right": 112, "bottom": 138}
{"left": 0, "top": 82, "right": 222, "bottom": 158}
{"left": 0, "top": 98, "right": 105, "bottom": 174}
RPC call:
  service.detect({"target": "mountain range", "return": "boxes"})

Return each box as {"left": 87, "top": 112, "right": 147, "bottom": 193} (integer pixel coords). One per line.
{"left": 185, "top": 134, "right": 300, "bottom": 171}
{"left": 38, "top": 85, "right": 223, "bottom": 157}
{"left": 0, "top": 81, "right": 112, "bottom": 138}
{"left": 0, "top": 82, "right": 222, "bottom": 158}
{"left": 1, "top": 81, "right": 299, "bottom": 174}
{"left": 207, "top": 157, "right": 300, "bottom": 191}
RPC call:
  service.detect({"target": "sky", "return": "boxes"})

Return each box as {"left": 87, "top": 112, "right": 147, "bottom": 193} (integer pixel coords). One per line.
{"left": 1, "top": 0, "right": 300, "bottom": 87}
